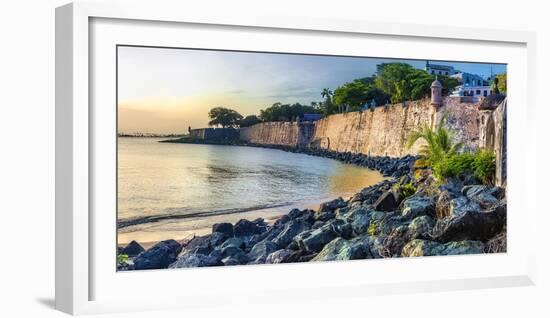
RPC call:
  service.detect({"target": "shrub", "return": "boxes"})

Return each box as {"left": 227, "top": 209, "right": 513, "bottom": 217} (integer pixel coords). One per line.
{"left": 117, "top": 254, "right": 129, "bottom": 266}
{"left": 368, "top": 221, "right": 378, "bottom": 236}
{"left": 396, "top": 182, "right": 416, "bottom": 199}
{"left": 433, "top": 150, "right": 495, "bottom": 184}
{"left": 473, "top": 150, "right": 496, "bottom": 184}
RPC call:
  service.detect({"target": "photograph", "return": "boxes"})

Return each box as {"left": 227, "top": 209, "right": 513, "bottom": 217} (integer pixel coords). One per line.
{"left": 116, "top": 46, "right": 507, "bottom": 271}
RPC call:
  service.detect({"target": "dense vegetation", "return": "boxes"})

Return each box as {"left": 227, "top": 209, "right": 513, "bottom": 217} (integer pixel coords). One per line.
{"left": 208, "top": 107, "right": 244, "bottom": 128}
{"left": 407, "top": 115, "right": 496, "bottom": 185}
{"left": 259, "top": 102, "right": 321, "bottom": 122}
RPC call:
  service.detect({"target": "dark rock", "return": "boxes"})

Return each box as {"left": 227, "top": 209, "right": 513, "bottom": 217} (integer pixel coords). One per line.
{"left": 408, "top": 215, "right": 435, "bottom": 239}
{"left": 247, "top": 241, "right": 279, "bottom": 264}
{"left": 373, "top": 190, "right": 400, "bottom": 212}
{"left": 288, "top": 208, "right": 315, "bottom": 223}
{"left": 121, "top": 240, "right": 145, "bottom": 257}
{"left": 274, "top": 214, "right": 291, "bottom": 227}
{"left": 185, "top": 235, "right": 212, "bottom": 251}
{"left": 212, "top": 222, "right": 234, "bottom": 237}
{"left": 133, "top": 239, "right": 182, "bottom": 270}
{"left": 293, "top": 222, "right": 337, "bottom": 253}
{"left": 218, "top": 245, "right": 242, "bottom": 258}
{"left": 312, "top": 221, "right": 325, "bottom": 229}
{"left": 287, "top": 240, "right": 300, "bottom": 250}
{"left": 272, "top": 220, "right": 311, "bottom": 248}
{"left": 219, "top": 237, "right": 244, "bottom": 250}
{"left": 351, "top": 214, "right": 371, "bottom": 235}
{"left": 402, "top": 239, "right": 485, "bottom": 257}
{"left": 449, "top": 196, "right": 481, "bottom": 217}
{"left": 315, "top": 211, "right": 336, "bottom": 222}
{"left": 234, "top": 219, "right": 264, "bottom": 237}
{"left": 334, "top": 222, "right": 353, "bottom": 239}
{"left": 431, "top": 202, "right": 506, "bottom": 242}
{"left": 318, "top": 197, "right": 347, "bottom": 213}
{"left": 400, "top": 195, "right": 435, "bottom": 219}
{"left": 265, "top": 249, "right": 296, "bottom": 264}
{"left": 311, "top": 237, "right": 367, "bottom": 261}
{"left": 169, "top": 253, "right": 223, "bottom": 268}
{"left": 222, "top": 252, "right": 249, "bottom": 266}
{"left": 209, "top": 231, "right": 228, "bottom": 247}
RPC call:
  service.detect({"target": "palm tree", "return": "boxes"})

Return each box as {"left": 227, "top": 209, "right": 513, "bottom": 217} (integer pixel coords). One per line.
{"left": 406, "top": 115, "right": 462, "bottom": 168}
{"left": 321, "top": 88, "right": 333, "bottom": 99}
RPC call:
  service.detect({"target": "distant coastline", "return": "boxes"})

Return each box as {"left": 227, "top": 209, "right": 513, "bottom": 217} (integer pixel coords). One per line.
{"left": 118, "top": 133, "right": 186, "bottom": 138}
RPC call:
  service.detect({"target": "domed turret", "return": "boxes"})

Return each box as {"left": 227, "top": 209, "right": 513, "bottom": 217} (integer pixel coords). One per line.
{"left": 431, "top": 77, "right": 443, "bottom": 107}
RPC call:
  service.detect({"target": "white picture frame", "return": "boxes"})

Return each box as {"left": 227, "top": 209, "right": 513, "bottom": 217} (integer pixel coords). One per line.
{"left": 55, "top": 1, "right": 537, "bottom": 315}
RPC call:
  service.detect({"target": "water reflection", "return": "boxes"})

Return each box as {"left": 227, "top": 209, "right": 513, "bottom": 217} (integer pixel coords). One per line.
{"left": 117, "top": 138, "right": 384, "bottom": 243}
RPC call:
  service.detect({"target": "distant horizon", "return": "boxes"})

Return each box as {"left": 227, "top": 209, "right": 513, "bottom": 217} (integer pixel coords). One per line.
{"left": 117, "top": 46, "right": 506, "bottom": 134}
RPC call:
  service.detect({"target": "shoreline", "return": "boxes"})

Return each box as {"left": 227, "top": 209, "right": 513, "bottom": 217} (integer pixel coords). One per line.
{"left": 117, "top": 140, "right": 506, "bottom": 271}
{"left": 117, "top": 141, "right": 396, "bottom": 247}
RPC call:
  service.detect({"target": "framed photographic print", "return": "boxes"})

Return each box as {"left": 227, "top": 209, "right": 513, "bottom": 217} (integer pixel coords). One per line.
{"left": 56, "top": 1, "right": 537, "bottom": 315}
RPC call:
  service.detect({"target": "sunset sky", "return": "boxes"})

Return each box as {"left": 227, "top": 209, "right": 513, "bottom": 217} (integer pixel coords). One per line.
{"left": 117, "top": 46, "right": 506, "bottom": 134}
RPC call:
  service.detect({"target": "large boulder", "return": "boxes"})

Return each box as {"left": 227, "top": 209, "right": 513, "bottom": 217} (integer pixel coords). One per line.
{"left": 180, "top": 235, "right": 213, "bottom": 256}
{"left": 272, "top": 220, "right": 311, "bottom": 248}
{"left": 120, "top": 240, "right": 145, "bottom": 257}
{"left": 351, "top": 214, "right": 371, "bottom": 235}
{"left": 402, "top": 239, "right": 484, "bottom": 257}
{"left": 293, "top": 222, "right": 338, "bottom": 253}
{"left": 400, "top": 195, "right": 435, "bottom": 219}
{"left": 373, "top": 190, "right": 400, "bottom": 212}
{"left": 431, "top": 202, "right": 506, "bottom": 242}
{"left": 247, "top": 241, "right": 279, "bottom": 264}
{"left": 221, "top": 252, "right": 249, "bottom": 266}
{"left": 219, "top": 237, "right": 244, "bottom": 250}
{"left": 265, "top": 249, "right": 297, "bottom": 264}
{"left": 315, "top": 211, "right": 336, "bottom": 222}
{"left": 234, "top": 219, "right": 264, "bottom": 237}
{"left": 408, "top": 215, "right": 435, "bottom": 239}
{"left": 133, "top": 239, "right": 182, "bottom": 270}
{"left": 311, "top": 237, "right": 367, "bottom": 262}
{"left": 288, "top": 209, "right": 315, "bottom": 223}
{"left": 169, "top": 252, "right": 223, "bottom": 268}
{"left": 209, "top": 231, "right": 228, "bottom": 247}
{"left": 212, "top": 222, "right": 234, "bottom": 237}
{"left": 318, "top": 197, "right": 347, "bottom": 213}
{"left": 462, "top": 185, "right": 502, "bottom": 209}
{"left": 449, "top": 196, "right": 481, "bottom": 217}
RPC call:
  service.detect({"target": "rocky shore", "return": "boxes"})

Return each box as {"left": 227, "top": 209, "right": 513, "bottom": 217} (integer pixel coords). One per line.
{"left": 118, "top": 149, "right": 506, "bottom": 271}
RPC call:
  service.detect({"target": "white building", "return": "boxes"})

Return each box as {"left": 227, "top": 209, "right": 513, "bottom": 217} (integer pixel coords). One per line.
{"left": 425, "top": 61, "right": 457, "bottom": 76}
{"left": 450, "top": 84, "right": 491, "bottom": 102}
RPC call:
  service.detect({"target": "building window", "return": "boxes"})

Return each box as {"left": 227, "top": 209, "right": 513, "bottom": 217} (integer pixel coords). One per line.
{"left": 445, "top": 71, "right": 449, "bottom": 75}
{"left": 477, "top": 80, "right": 481, "bottom": 86}
{"left": 483, "top": 90, "right": 488, "bottom": 96}
{"left": 431, "top": 70, "right": 434, "bottom": 74}
{"left": 476, "top": 90, "right": 481, "bottom": 95}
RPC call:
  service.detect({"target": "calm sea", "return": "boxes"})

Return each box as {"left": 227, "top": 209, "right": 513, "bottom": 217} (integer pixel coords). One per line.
{"left": 117, "top": 137, "right": 383, "bottom": 245}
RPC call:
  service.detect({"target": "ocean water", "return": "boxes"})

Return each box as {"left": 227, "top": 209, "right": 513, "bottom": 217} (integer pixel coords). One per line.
{"left": 117, "top": 138, "right": 384, "bottom": 245}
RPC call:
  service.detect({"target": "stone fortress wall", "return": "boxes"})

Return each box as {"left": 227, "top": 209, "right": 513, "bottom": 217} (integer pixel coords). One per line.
{"left": 240, "top": 97, "right": 490, "bottom": 157}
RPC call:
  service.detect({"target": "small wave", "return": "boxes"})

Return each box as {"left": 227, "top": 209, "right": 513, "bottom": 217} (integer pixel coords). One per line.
{"left": 117, "top": 202, "right": 293, "bottom": 229}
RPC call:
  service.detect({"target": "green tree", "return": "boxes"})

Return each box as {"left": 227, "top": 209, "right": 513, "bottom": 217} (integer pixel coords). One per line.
{"left": 375, "top": 63, "right": 459, "bottom": 103}
{"left": 320, "top": 88, "right": 336, "bottom": 115}
{"left": 208, "top": 107, "right": 243, "bottom": 128}
{"left": 406, "top": 115, "right": 462, "bottom": 168}
{"left": 259, "top": 102, "right": 320, "bottom": 122}
{"left": 239, "top": 115, "right": 262, "bottom": 127}
{"left": 493, "top": 73, "right": 507, "bottom": 94}
{"left": 333, "top": 79, "right": 388, "bottom": 111}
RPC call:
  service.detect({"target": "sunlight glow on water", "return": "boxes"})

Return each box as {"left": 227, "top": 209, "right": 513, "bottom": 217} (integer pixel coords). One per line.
{"left": 117, "top": 138, "right": 383, "bottom": 244}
